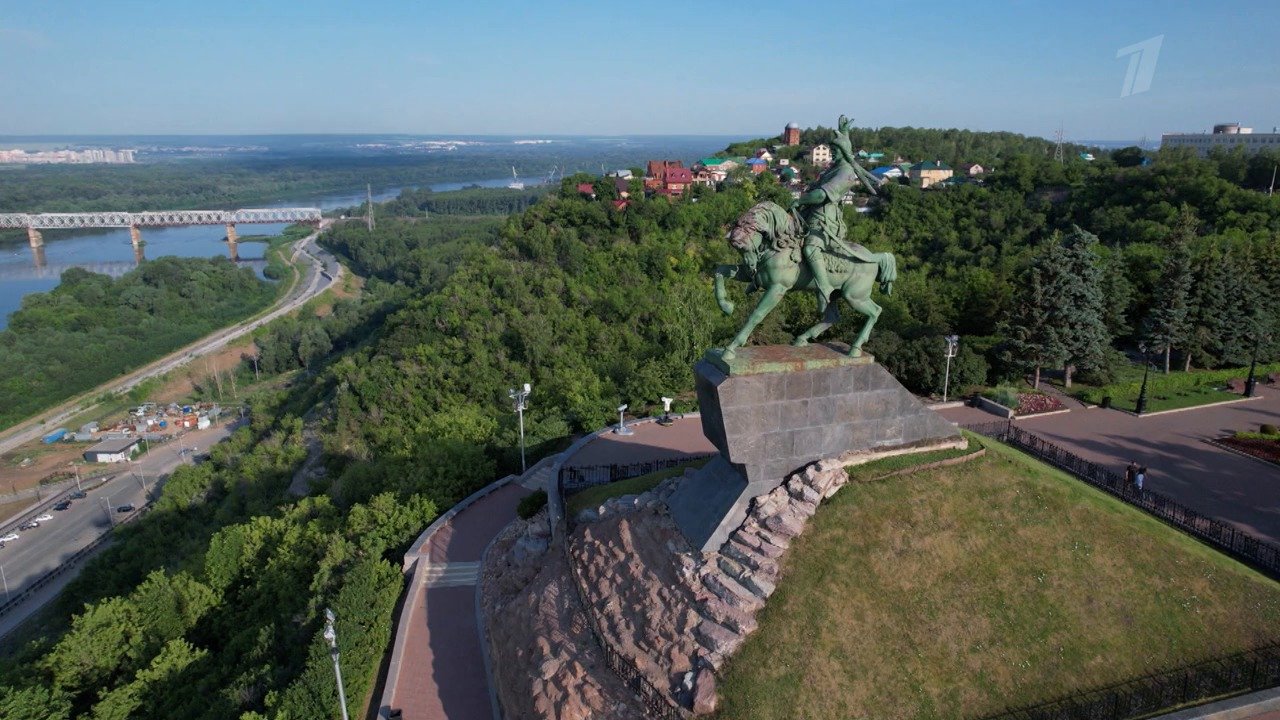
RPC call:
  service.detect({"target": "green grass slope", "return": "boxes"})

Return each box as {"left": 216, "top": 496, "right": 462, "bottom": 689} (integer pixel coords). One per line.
{"left": 715, "top": 440, "right": 1280, "bottom": 720}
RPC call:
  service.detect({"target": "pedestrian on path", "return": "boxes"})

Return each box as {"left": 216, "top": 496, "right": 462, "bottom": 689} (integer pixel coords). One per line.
{"left": 1125, "top": 461, "right": 1138, "bottom": 485}
{"left": 1135, "top": 466, "right": 1146, "bottom": 491}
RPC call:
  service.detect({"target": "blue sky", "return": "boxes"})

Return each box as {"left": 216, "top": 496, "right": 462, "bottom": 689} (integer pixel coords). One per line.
{"left": 1, "top": 0, "right": 1276, "bottom": 140}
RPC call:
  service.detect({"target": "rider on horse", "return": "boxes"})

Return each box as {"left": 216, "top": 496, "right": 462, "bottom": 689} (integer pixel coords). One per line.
{"left": 795, "top": 115, "right": 881, "bottom": 300}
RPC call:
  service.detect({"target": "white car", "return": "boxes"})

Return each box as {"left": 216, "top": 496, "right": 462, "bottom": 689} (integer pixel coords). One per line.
{"left": 34, "top": 513, "right": 53, "bottom": 522}
{"left": 0, "top": 533, "right": 18, "bottom": 543}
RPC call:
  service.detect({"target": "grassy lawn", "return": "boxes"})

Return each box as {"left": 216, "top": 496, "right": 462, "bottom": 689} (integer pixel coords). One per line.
{"left": 846, "top": 444, "right": 980, "bottom": 482}
{"left": 565, "top": 457, "right": 711, "bottom": 517}
{"left": 1105, "top": 383, "right": 1239, "bottom": 413}
{"left": 715, "top": 440, "right": 1280, "bottom": 720}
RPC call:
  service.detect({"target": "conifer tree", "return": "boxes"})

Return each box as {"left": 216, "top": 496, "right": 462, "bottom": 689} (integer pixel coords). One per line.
{"left": 1185, "top": 248, "right": 1231, "bottom": 370}
{"left": 1048, "top": 226, "right": 1111, "bottom": 387}
{"left": 1143, "top": 206, "right": 1196, "bottom": 372}
{"left": 1002, "top": 261, "right": 1064, "bottom": 389}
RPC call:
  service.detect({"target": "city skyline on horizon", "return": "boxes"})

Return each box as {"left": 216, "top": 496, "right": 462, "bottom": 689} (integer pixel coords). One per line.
{"left": 1, "top": 1, "right": 1277, "bottom": 142}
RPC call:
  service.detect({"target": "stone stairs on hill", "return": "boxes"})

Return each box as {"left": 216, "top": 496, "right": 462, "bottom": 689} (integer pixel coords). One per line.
{"left": 518, "top": 459, "right": 556, "bottom": 492}
{"left": 421, "top": 561, "right": 481, "bottom": 588}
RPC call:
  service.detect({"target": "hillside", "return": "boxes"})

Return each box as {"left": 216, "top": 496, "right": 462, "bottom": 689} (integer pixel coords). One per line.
{"left": 715, "top": 440, "right": 1280, "bottom": 720}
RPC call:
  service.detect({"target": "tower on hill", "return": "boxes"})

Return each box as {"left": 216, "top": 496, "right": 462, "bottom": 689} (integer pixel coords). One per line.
{"left": 782, "top": 122, "right": 800, "bottom": 146}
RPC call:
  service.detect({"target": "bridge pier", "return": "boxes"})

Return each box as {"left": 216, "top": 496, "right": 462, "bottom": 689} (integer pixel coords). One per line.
{"left": 26, "top": 227, "right": 42, "bottom": 248}
{"left": 32, "top": 244, "right": 46, "bottom": 268}
{"left": 129, "top": 225, "right": 143, "bottom": 248}
{"left": 225, "top": 223, "right": 238, "bottom": 260}
{"left": 133, "top": 242, "right": 145, "bottom": 265}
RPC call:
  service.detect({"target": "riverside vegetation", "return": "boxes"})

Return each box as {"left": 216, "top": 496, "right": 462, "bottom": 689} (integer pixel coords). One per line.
{"left": 1, "top": 127, "right": 1279, "bottom": 719}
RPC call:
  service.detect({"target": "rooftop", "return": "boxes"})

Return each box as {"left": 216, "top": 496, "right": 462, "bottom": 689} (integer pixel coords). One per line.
{"left": 87, "top": 437, "right": 141, "bottom": 454}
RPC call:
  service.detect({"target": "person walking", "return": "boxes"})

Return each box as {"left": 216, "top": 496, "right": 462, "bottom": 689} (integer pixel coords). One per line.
{"left": 1135, "top": 466, "right": 1146, "bottom": 491}
{"left": 1125, "top": 460, "right": 1138, "bottom": 485}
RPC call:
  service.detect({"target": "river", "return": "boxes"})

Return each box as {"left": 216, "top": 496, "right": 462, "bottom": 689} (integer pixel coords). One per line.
{"left": 0, "top": 176, "right": 517, "bottom": 329}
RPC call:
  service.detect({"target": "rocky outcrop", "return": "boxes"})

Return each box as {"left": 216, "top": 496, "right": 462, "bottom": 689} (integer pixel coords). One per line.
{"left": 480, "top": 512, "right": 650, "bottom": 720}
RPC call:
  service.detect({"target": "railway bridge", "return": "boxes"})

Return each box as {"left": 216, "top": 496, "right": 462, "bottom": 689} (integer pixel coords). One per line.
{"left": 0, "top": 208, "right": 323, "bottom": 261}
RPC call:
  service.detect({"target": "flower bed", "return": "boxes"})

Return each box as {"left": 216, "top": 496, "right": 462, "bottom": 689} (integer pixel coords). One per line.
{"left": 1015, "top": 392, "right": 1065, "bottom": 416}
{"left": 1218, "top": 434, "right": 1280, "bottom": 466}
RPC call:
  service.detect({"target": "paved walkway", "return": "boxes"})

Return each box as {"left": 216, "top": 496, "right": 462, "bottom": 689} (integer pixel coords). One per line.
{"left": 941, "top": 385, "right": 1280, "bottom": 543}
{"left": 563, "top": 415, "right": 716, "bottom": 467}
{"left": 382, "top": 480, "right": 531, "bottom": 720}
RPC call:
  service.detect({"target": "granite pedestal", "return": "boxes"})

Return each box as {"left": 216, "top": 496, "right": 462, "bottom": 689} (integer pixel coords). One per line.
{"left": 668, "top": 344, "right": 961, "bottom": 551}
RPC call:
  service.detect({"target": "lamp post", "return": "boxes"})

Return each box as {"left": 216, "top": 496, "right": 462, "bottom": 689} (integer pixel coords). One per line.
{"left": 508, "top": 383, "right": 531, "bottom": 475}
{"left": 1, "top": 565, "right": 8, "bottom": 601}
{"left": 1136, "top": 343, "right": 1152, "bottom": 415}
{"left": 323, "top": 608, "right": 350, "bottom": 720}
{"left": 658, "top": 397, "right": 674, "bottom": 426}
{"left": 942, "top": 335, "right": 960, "bottom": 403}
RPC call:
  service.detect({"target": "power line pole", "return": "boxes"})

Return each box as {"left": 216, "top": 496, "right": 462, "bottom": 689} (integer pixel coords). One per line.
{"left": 1054, "top": 125, "right": 1065, "bottom": 164}
{"left": 366, "top": 184, "right": 375, "bottom": 233}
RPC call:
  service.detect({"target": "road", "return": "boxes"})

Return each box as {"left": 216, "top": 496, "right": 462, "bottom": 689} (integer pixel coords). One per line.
{"left": 0, "top": 222, "right": 340, "bottom": 457}
{"left": 0, "top": 421, "right": 240, "bottom": 637}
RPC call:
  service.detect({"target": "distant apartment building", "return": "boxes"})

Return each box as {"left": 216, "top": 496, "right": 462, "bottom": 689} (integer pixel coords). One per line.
{"left": 810, "top": 144, "right": 832, "bottom": 166}
{"left": 0, "top": 148, "right": 136, "bottom": 164}
{"left": 1161, "top": 123, "right": 1280, "bottom": 156}
{"left": 782, "top": 122, "right": 801, "bottom": 146}
{"left": 909, "top": 160, "right": 953, "bottom": 189}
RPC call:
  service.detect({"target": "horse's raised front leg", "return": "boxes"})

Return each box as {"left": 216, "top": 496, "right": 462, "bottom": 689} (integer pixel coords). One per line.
{"left": 844, "top": 294, "right": 882, "bottom": 357}
{"left": 793, "top": 292, "right": 841, "bottom": 347}
{"left": 722, "top": 284, "right": 786, "bottom": 360}
{"left": 713, "top": 264, "right": 745, "bottom": 315}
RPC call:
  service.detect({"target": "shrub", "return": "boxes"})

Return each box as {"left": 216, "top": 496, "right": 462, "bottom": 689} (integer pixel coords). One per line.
{"left": 984, "top": 386, "right": 1020, "bottom": 409}
{"left": 1263, "top": 424, "right": 1279, "bottom": 436}
{"left": 517, "top": 489, "right": 547, "bottom": 519}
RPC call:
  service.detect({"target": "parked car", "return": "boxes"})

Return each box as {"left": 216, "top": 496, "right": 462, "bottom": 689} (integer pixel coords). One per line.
{"left": 54, "top": 501, "right": 72, "bottom": 511}
{"left": 116, "top": 504, "right": 135, "bottom": 513}
{"left": 1, "top": 533, "right": 19, "bottom": 542}
{"left": 70, "top": 491, "right": 87, "bottom": 500}
{"left": 34, "top": 513, "right": 53, "bottom": 522}
{"left": 18, "top": 521, "right": 39, "bottom": 531}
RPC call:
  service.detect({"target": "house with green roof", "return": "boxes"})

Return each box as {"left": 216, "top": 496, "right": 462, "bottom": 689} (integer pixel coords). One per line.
{"left": 908, "top": 160, "right": 954, "bottom": 189}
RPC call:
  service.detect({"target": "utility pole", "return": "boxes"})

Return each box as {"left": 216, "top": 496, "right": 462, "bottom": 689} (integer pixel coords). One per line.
{"left": 323, "top": 609, "right": 351, "bottom": 720}
{"left": 1, "top": 566, "right": 8, "bottom": 601}
{"left": 366, "top": 184, "right": 375, "bottom": 233}
{"left": 1270, "top": 164, "right": 1277, "bottom": 196}
{"left": 101, "top": 496, "right": 115, "bottom": 527}
{"left": 1053, "top": 125, "right": 1065, "bottom": 164}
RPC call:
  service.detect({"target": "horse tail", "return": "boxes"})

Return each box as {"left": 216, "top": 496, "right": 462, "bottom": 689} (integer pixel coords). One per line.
{"left": 875, "top": 252, "right": 897, "bottom": 286}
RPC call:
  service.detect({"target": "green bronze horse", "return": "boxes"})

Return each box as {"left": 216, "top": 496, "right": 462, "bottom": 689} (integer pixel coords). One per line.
{"left": 714, "top": 201, "right": 896, "bottom": 360}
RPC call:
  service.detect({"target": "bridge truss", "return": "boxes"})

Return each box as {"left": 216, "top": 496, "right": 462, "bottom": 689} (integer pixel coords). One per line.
{"left": 0, "top": 208, "right": 323, "bottom": 230}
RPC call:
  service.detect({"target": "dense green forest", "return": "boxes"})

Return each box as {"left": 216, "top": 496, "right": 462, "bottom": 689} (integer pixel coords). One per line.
{"left": 0, "top": 257, "right": 277, "bottom": 427}
{"left": 3, "top": 125, "right": 1279, "bottom": 719}
{"left": 0, "top": 156, "right": 528, "bottom": 213}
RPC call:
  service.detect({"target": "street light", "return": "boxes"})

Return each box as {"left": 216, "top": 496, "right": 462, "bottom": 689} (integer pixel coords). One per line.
{"left": 1245, "top": 332, "right": 1263, "bottom": 398}
{"left": 615, "top": 404, "right": 633, "bottom": 436}
{"left": 1136, "top": 343, "right": 1152, "bottom": 415}
{"left": 323, "top": 608, "right": 350, "bottom": 720}
{"left": 942, "top": 335, "right": 960, "bottom": 403}
{"left": 508, "top": 383, "right": 531, "bottom": 475}
{"left": 101, "top": 496, "right": 115, "bottom": 527}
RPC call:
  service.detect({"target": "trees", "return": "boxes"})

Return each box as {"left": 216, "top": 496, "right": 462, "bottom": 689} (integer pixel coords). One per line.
{"left": 1052, "top": 227, "right": 1112, "bottom": 387}
{"left": 1142, "top": 207, "right": 1196, "bottom": 372}
{"left": 1002, "top": 264, "right": 1064, "bottom": 389}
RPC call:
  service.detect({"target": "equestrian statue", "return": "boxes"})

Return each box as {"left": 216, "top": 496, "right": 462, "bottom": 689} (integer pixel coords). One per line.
{"left": 714, "top": 115, "right": 896, "bottom": 360}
